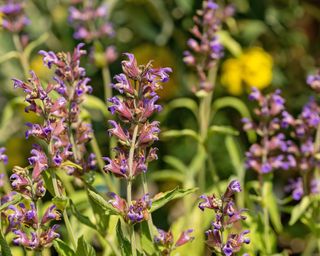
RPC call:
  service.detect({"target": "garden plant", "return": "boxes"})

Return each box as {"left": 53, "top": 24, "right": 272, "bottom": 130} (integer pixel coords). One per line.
{"left": 0, "top": 0, "right": 320, "bottom": 255}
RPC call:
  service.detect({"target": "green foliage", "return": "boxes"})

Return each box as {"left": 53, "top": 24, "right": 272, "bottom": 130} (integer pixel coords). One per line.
{"left": 150, "top": 187, "right": 198, "bottom": 212}
{"left": 53, "top": 239, "right": 76, "bottom": 256}
{"left": 76, "top": 236, "right": 96, "bottom": 256}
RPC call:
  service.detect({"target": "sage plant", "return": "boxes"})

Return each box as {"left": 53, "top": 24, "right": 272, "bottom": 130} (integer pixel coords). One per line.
{"left": 182, "top": 0, "right": 234, "bottom": 192}
{"left": 0, "top": 0, "right": 31, "bottom": 77}
{"left": 0, "top": 0, "right": 29, "bottom": 33}
{"left": 103, "top": 53, "right": 185, "bottom": 254}
{"left": 12, "top": 44, "right": 96, "bottom": 249}
{"left": 199, "top": 180, "right": 249, "bottom": 255}
{"left": 68, "top": 0, "right": 117, "bottom": 100}
{"left": 4, "top": 166, "right": 60, "bottom": 251}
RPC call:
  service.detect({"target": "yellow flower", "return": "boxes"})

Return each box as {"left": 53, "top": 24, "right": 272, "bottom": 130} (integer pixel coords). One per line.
{"left": 221, "top": 47, "right": 273, "bottom": 95}
{"left": 0, "top": 12, "right": 3, "bottom": 30}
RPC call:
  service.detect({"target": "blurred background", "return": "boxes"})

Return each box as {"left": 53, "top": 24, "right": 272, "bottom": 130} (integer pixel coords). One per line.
{"left": 1, "top": 0, "right": 320, "bottom": 254}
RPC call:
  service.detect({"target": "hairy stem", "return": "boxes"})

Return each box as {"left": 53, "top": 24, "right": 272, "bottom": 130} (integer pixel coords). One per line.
{"left": 127, "top": 125, "right": 139, "bottom": 256}
{"left": 51, "top": 170, "right": 77, "bottom": 249}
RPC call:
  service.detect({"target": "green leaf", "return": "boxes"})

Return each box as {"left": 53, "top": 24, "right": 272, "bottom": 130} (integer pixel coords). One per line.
{"left": 0, "top": 51, "right": 19, "bottom": 64}
{"left": 225, "top": 136, "right": 245, "bottom": 181}
{"left": 53, "top": 239, "right": 76, "bottom": 256}
{"left": 150, "top": 187, "right": 198, "bottom": 212}
{"left": 212, "top": 96, "right": 256, "bottom": 142}
{"left": 217, "top": 30, "right": 242, "bottom": 57}
{"left": 0, "top": 232, "right": 12, "bottom": 256}
{"left": 24, "top": 33, "right": 49, "bottom": 60}
{"left": 289, "top": 196, "right": 311, "bottom": 225}
{"left": 52, "top": 196, "right": 69, "bottom": 211}
{"left": 116, "top": 220, "right": 132, "bottom": 255}
{"left": 87, "top": 189, "right": 120, "bottom": 215}
{"left": 76, "top": 236, "right": 96, "bottom": 256}
{"left": 70, "top": 200, "right": 96, "bottom": 230}
{"left": 83, "top": 95, "right": 110, "bottom": 118}
{"left": 41, "top": 169, "right": 55, "bottom": 196}
{"left": 189, "top": 146, "right": 207, "bottom": 175}
{"left": 208, "top": 125, "right": 239, "bottom": 136}
{"left": 149, "top": 170, "right": 185, "bottom": 182}
{"left": 61, "top": 161, "right": 83, "bottom": 171}
{"left": 161, "top": 129, "right": 200, "bottom": 142}
{"left": 87, "top": 190, "right": 111, "bottom": 236}
{"left": 163, "top": 156, "right": 188, "bottom": 173}
{"left": 262, "top": 181, "right": 283, "bottom": 232}
{"left": 0, "top": 193, "right": 22, "bottom": 211}
{"left": 159, "top": 98, "right": 198, "bottom": 122}
{"left": 140, "top": 221, "right": 156, "bottom": 255}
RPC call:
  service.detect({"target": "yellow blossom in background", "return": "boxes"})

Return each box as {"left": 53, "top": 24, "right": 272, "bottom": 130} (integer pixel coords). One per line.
{"left": 0, "top": 12, "right": 3, "bottom": 31}
{"left": 221, "top": 47, "right": 273, "bottom": 95}
{"left": 30, "top": 55, "right": 53, "bottom": 80}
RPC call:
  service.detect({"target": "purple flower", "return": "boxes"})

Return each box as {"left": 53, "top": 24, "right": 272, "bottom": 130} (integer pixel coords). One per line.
{"left": 121, "top": 53, "right": 140, "bottom": 79}
{"left": 0, "top": 147, "right": 8, "bottom": 164}
{"left": 127, "top": 194, "right": 151, "bottom": 224}
{"left": 0, "top": 0, "right": 29, "bottom": 33}
{"left": 41, "top": 205, "right": 61, "bottom": 224}
{"left": 68, "top": 3, "right": 114, "bottom": 42}
{"left": 175, "top": 229, "right": 194, "bottom": 247}
{"left": 198, "top": 194, "right": 221, "bottom": 211}
{"left": 285, "top": 178, "right": 304, "bottom": 201}
{"left": 200, "top": 181, "right": 249, "bottom": 254}
{"left": 307, "top": 71, "right": 320, "bottom": 93}
{"left": 183, "top": 0, "right": 231, "bottom": 92}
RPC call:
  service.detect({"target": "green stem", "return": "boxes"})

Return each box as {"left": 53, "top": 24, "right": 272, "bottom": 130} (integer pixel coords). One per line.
{"left": 127, "top": 125, "right": 139, "bottom": 256}
{"left": 141, "top": 172, "right": 154, "bottom": 239}
{"left": 102, "top": 66, "right": 112, "bottom": 102}
{"left": 12, "top": 34, "right": 30, "bottom": 78}
{"left": 262, "top": 177, "right": 271, "bottom": 254}
{"left": 51, "top": 170, "right": 77, "bottom": 249}
{"left": 90, "top": 134, "right": 117, "bottom": 192}
{"left": 198, "top": 92, "right": 213, "bottom": 191}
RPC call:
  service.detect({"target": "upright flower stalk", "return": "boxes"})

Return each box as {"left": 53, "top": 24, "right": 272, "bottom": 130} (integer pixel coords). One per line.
{"left": 199, "top": 180, "right": 250, "bottom": 255}
{"left": 68, "top": 0, "right": 117, "bottom": 101}
{"left": 183, "top": 0, "right": 234, "bottom": 191}
{"left": 243, "top": 88, "right": 295, "bottom": 254}
{"left": 12, "top": 44, "right": 98, "bottom": 249}
{"left": 3, "top": 165, "right": 60, "bottom": 251}
{"left": 104, "top": 53, "right": 172, "bottom": 254}
{"left": 0, "top": 0, "right": 30, "bottom": 77}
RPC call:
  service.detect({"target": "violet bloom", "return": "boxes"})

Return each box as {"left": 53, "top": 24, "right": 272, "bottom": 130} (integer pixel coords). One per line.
{"left": 307, "top": 70, "right": 320, "bottom": 93}
{"left": 199, "top": 180, "right": 249, "bottom": 254}
{"left": 69, "top": 3, "right": 114, "bottom": 41}
{"left": 0, "top": 147, "right": 8, "bottom": 164}
{"left": 108, "top": 192, "right": 151, "bottom": 224}
{"left": 244, "top": 88, "right": 296, "bottom": 174}
{"left": 103, "top": 53, "right": 171, "bottom": 180}
{"left": 183, "top": 0, "right": 233, "bottom": 92}
{"left": 14, "top": 44, "right": 95, "bottom": 177}
{"left": 0, "top": 0, "right": 30, "bottom": 33}
{"left": 154, "top": 229, "right": 194, "bottom": 254}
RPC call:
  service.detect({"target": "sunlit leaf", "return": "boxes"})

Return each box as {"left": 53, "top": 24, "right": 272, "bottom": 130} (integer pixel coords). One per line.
{"left": 76, "top": 236, "right": 96, "bottom": 256}
{"left": 116, "top": 220, "right": 132, "bottom": 255}
{"left": 0, "top": 232, "right": 12, "bottom": 256}
{"left": 70, "top": 200, "right": 96, "bottom": 230}
{"left": 150, "top": 187, "right": 198, "bottom": 212}
{"left": 289, "top": 196, "right": 311, "bottom": 226}
{"left": 263, "top": 181, "right": 283, "bottom": 232}
{"left": 53, "top": 239, "right": 76, "bottom": 256}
